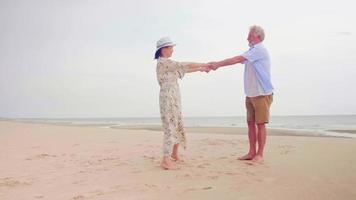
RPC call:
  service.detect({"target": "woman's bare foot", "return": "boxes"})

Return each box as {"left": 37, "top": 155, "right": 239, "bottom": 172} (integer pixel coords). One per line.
{"left": 170, "top": 154, "right": 182, "bottom": 162}
{"left": 171, "top": 144, "right": 181, "bottom": 162}
{"left": 161, "top": 157, "right": 179, "bottom": 170}
{"left": 238, "top": 153, "right": 256, "bottom": 160}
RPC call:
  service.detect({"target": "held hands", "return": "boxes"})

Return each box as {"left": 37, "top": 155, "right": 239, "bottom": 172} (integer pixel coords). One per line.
{"left": 199, "top": 62, "right": 220, "bottom": 73}
{"left": 207, "top": 62, "right": 219, "bottom": 70}
{"left": 199, "top": 63, "right": 212, "bottom": 73}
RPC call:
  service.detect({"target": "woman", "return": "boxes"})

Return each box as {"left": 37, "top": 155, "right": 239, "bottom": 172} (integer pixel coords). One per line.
{"left": 155, "top": 37, "right": 210, "bottom": 170}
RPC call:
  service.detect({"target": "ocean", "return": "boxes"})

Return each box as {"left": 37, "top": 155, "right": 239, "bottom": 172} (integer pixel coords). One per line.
{"left": 13, "top": 115, "right": 356, "bottom": 138}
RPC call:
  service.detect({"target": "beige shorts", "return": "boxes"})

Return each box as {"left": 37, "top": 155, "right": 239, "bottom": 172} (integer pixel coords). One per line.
{"left": 246, "top": 94, "right": 273, "bottom": 124}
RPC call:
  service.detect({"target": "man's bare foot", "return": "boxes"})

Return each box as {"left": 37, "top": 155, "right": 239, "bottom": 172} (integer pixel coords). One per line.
{"left": 160, "top": 157, "right": 179, "bottom": 170}
{"left": 252, "top": 155, "right": 264, "bottom": 163}
{"left": 238, "top": 153, "right": 255, "bottom": 160}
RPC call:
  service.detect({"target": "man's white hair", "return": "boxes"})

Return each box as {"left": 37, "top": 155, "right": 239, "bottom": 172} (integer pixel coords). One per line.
{"left": 249, "top": 25, "right": 265, "bottom": 41}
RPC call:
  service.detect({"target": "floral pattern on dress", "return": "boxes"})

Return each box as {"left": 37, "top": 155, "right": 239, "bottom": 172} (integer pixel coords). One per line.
{"left": 156, "top": 57, "right": 189, "bottom": 156}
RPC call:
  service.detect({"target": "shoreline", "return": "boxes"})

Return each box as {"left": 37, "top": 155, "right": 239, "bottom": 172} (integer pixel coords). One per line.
{"left": 110, "top": 125, "right": 330, "bottom": 138}
{"left": 1, "top": 118, "right": 354, "bottom": 139}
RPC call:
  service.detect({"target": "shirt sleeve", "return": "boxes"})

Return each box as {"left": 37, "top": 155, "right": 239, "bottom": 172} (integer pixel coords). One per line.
{"left": 241, "top": 47, "right": 264, "bottom": 63}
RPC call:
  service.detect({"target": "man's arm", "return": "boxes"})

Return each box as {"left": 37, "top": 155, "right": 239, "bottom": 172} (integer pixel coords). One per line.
{"left": 210, "top": 55, "right": 247, "bottom": 70}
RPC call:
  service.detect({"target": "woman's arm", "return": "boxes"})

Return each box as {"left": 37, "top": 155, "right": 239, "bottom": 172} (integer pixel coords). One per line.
{"left": 183, "top": 62, "right": 210, "bottom": 73}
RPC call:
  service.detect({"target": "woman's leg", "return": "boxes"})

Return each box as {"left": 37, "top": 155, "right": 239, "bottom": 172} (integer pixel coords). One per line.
{"left": 171, "top": 143, "right": 179, "bottom": 161}
{"left": 171, "top": 114, "right": 185, "bottom": 162}
{"left": 160, "top": 124, "right": 178, "bottom": 170}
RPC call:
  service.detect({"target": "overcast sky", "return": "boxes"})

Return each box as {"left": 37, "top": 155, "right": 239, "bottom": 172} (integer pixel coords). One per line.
{"left": 0, "top": 0, "right": 355, "bottom": 118}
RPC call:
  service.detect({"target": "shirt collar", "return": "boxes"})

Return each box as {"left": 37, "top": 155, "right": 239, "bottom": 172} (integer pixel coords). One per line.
{"left": 250, "top": 42, "right": 263, "bottom": 48}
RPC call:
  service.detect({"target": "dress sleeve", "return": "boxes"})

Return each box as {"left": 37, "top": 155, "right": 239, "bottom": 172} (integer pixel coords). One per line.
{"left": 168, "top": 59, "right": 189, "bottom": 79}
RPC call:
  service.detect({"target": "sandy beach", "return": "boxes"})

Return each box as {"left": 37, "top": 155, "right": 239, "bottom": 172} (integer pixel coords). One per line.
{"left": 1, "top": 120, "right": 356, "bottom": 200}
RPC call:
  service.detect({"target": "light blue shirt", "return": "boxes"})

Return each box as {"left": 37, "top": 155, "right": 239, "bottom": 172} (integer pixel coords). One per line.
{"left": 242, "top": 42, "right": 274, "bottom": 97}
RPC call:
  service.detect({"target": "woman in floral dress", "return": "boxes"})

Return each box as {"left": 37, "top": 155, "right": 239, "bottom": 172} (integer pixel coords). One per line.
{"left": 155, "top": 37, "right": 210, "bottom": 170}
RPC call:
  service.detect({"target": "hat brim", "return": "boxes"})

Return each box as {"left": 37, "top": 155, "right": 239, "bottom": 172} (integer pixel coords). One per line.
{"left": 155, "top": 43, "right": 176, "bottom": 51}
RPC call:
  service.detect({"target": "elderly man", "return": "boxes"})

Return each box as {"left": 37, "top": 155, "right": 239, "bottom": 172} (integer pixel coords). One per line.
{"left": 209, "top": 25, "right": 274, "bottom": 162}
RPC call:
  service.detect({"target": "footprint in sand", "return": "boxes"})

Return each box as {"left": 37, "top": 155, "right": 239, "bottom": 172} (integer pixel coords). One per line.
{"left": 208, "top": 175, "right": 219, "bottom": 180}
{"left": 196, "top": 162, "right": 211, "bottom": 169}
{"left": 71, "top": 195, "right": 85, "bottom": 200}
{"left": 225, "top": 172, "right": 238, "bottom": 176}
{"left": 179, "top": 173, "right": 192, "bottom": 178}
{"left": 245, "top": 171, "right": 256, "bottom": 176}
{"left": 198, "top": 155, "right": 205, "bottom": 159}
{"left": 183, "top": 188, "right": 197, "bottom": 192}
{"left": 244, "top": 160, "right": 267, "bottom": 167}
{"left": 281, "top": 150, "right": 290, "bottom": 155}
{"left": 145, "top": 184, "right": 158, "bottom": 189}
{"left": 0, "top": 177, "right": 31, "bottom": 187}
{"left": 98, "top": 157, "right": 122, "bottom": 163}
{"left": 143, "top": 155, "right": 156, "bottom": 160}
{"left": 26, "top": 153, "right": 57, "bottom": 161}
{"left": 92, "top": 190, "right": 106, "bottom": 196}
{"left": 277, "top": 145, "right": 294, "bottom": 155}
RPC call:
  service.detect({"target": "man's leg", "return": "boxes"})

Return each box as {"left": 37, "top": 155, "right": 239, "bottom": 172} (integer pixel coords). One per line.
{"left": 253, "top": 123, "right": 266, "bottom": 162}
{"left": 239, "top": 121, "right": 257, "bottom": 160}
{"left": 239, "top": 97, "right": 257, "bottom": 160}
{"left": 253, "top": 94, "right": 272, "bottom": 162}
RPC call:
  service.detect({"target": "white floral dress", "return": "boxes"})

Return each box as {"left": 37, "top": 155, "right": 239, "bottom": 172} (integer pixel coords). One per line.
{"left": 156, "top": 57, "right": 189, "bottom": 156}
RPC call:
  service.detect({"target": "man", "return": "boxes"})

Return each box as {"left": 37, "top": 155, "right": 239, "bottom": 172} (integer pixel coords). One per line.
{"left": 209, "top": 25, "right": 274, "bottom": 162}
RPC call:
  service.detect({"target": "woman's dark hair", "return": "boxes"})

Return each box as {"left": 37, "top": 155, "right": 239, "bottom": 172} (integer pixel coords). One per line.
{"left": 154, "top": 48, "right": 162, "bottom": 59}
